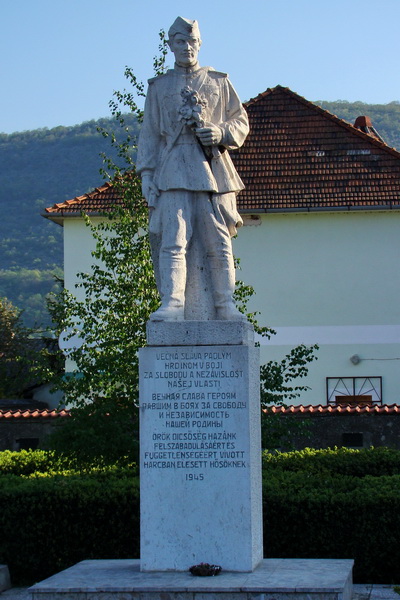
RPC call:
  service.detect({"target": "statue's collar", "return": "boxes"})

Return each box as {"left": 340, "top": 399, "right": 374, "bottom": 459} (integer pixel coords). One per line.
{"left": 173, "top": 62, "right": 201, "bottom": 74}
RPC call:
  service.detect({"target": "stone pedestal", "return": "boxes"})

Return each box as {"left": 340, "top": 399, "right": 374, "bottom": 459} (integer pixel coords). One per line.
{"left": 0, "top": 565, "right": 11, "bottom": 592}
{"left": 29, "top": 558, "right": 354, "bottom": 600}
{"left": 139, "top": 321, "right": 263, "bottom": 572}
{"left": 29, "top": 325, "right": 354, "bottom": 600}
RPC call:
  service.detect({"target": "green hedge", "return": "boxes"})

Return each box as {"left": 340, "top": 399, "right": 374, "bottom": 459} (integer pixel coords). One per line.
{"left": 263, "top": 446, "right": 400, "bottom": 477}
{"left": 0, "top": 449, "right": 58, "bottom": 475}
{"left": 0, "top": 452, "right": 139, "bottom": 583}
{"left": 1, "top": 448, "right": 400, "bottom": 584}
{"left": 0, "top": 449, "right": 138, "bottom": 477}
{"left": 262, "top": 447, "right": 400, "bottom": 583}
{"left": 0, "top": 472, "right": 140, "bottom": 584}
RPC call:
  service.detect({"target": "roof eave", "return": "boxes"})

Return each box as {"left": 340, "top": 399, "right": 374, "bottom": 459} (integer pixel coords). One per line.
{"left": 239, "top": 204, "right": 400, "bottom": 214}
{"left": 42, "top": 210, "right": 110, "bottom": 226}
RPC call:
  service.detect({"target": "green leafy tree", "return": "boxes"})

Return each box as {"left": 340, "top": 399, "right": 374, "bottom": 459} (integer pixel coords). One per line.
{"left": 0, "top": 297, "right": 25, "bottom": 397}
{"left": 234, "top": 270, "right": 318, "bottom": 449}
{"left": 260, "top": 343, "right": 318, "bottom": 449}
{"left": 45, "top": 34, "right": 169, "bottom": 464}
{"left": 45, "top": 32, "right": 317, "bottom": 462}
{"left": 46, "top": 186, "right": 159, "bottom": 463}
{"left": 0, "top": 297, "right": 60, "bottom": 398}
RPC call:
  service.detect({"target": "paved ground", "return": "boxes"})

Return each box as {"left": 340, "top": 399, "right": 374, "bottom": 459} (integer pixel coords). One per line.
{"left": 352, "top": 585, "right": 400, "bottom": 599}
{"left": 1, "top": 584, "right": 400, "bottom": 599}
{"left": 0, "top": 591, "right": 29, "bottom": 600}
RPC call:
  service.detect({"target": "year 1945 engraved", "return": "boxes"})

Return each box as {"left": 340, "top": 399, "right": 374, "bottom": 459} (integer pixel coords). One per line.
{"left": 185, "top": 473, "right": 204, "bottom": 481}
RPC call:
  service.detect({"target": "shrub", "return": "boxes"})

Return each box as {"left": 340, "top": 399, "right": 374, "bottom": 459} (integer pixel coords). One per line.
{"left": 0, "top": 470, "right": 140, "bottom": 584}
{"left": 0, "top": 450, "right": 59, "bottom": 476}
{"left": 263, "top": 446, "right": 400, "bottom": 477}
{"left": 262, "top": 447, "right": 400, "bottom": 583}
{"left": 0, "top": 448, "right": 137, "bottom": 475}
{"left": 2, "top": 448, "right": 400, "bottom": 584}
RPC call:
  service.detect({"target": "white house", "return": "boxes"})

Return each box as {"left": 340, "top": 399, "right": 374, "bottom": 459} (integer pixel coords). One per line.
{"left": 44, "top": 86, "right": 400, "bottom": 407}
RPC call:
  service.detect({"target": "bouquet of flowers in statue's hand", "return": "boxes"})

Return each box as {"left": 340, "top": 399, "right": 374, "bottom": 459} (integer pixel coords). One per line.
{"left": 179, "top": 86, "right": 221, "bottom": 160}
{"left": 179, "top": 86, "right": 208, "bottom": 130}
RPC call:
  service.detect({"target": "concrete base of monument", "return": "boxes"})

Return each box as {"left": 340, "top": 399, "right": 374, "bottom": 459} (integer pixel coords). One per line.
{"left": 140, "top": 321, "right": 262, "bottom": 571}
{"left": 0, "top": 564, "right": 11, "bottom": 592}
{"left": 146, "top": 320, "right": 255, "bottom": 346}
{"left": 29, "top": 558, "right": 354, "bottom": 600}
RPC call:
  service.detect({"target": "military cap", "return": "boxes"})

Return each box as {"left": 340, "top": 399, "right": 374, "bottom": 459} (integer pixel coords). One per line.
{"left": 168, "top": 17, "right": 201, "bottom": 40}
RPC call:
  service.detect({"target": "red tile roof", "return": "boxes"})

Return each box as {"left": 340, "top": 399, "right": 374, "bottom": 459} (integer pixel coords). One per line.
{"left": 0, "top": 409, "right": 70, "bottom": 420}
{"left": 44, "top": 182, "right": 125, "bottom": 224}
{"left": 232, "top": 86, "right": 400, "bottom": 211}
{"left": 2, "top": 405, "right": 400, "bottom": 420}
{"left": 267, "top": 404, "right": 400, "bottom": 415}
{"left": 44, "top": 86, "right": 400, "bottom": 219}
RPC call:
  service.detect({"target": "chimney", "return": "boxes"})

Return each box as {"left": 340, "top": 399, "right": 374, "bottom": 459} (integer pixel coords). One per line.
{"left": 354, "top": 116, "right": 385, "bottom": 143}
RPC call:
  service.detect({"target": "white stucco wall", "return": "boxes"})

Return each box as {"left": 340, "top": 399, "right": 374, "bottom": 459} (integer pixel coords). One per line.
{"left": 233, "top": 211, "right": 400, "bottom": 405}
{"left": 63, "top": 217, "right": 102, "bottom": 373}
{"left": 63, "top": 217, "right": 101, "bottom": 297}
{"left": 62, "top": 210, "right": 400, "bottom": 405}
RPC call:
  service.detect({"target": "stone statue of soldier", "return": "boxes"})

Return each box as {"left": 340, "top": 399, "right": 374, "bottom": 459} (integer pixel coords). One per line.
{"left": 137, "top": 17, "right": 249, "bottom": 322}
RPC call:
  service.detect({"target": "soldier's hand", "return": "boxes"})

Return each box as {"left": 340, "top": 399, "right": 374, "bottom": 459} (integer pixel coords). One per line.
{"left": 196, "top": 124, "right": 223, "bottom": 146}
{"left": 141, "top": 173, "right": 159, "bottom": 206}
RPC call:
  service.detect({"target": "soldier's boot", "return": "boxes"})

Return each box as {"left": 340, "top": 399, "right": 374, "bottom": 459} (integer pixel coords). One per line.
{"left": 210, "top": 260, "right": 246, "bottom": 322}
{"left": 149, "top": 262, "right": 186, "bottom": 321}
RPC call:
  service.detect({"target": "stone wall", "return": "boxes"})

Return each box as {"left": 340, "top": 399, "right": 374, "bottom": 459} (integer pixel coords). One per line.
{"left": 0, "top": 417, "right": 63, "bottom": 451}
{"left": 283, "top": 411, "right": 400, "bottom": 450}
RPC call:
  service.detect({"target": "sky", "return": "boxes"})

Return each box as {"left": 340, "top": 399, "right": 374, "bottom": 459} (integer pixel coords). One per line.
{"left": 1, "top": 0, "right": 400, "bottom": 135}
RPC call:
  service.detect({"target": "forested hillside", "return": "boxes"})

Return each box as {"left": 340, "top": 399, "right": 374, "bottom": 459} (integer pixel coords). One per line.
{"left": 317, "top": 100, "right": 400, "bottom": 150}
{"left": 0, "top": 100, "right": 399, "bottom": 327}
{"left": 0, "top": 115, "right": 138, "bottom": 326}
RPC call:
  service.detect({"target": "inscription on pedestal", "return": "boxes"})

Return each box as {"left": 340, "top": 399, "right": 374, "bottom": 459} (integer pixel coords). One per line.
{"left": 139, "top": 343, "right": 263, "bottom": 572}
{"left": 141, "top": 348, "right": 248, "bottom": 480}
